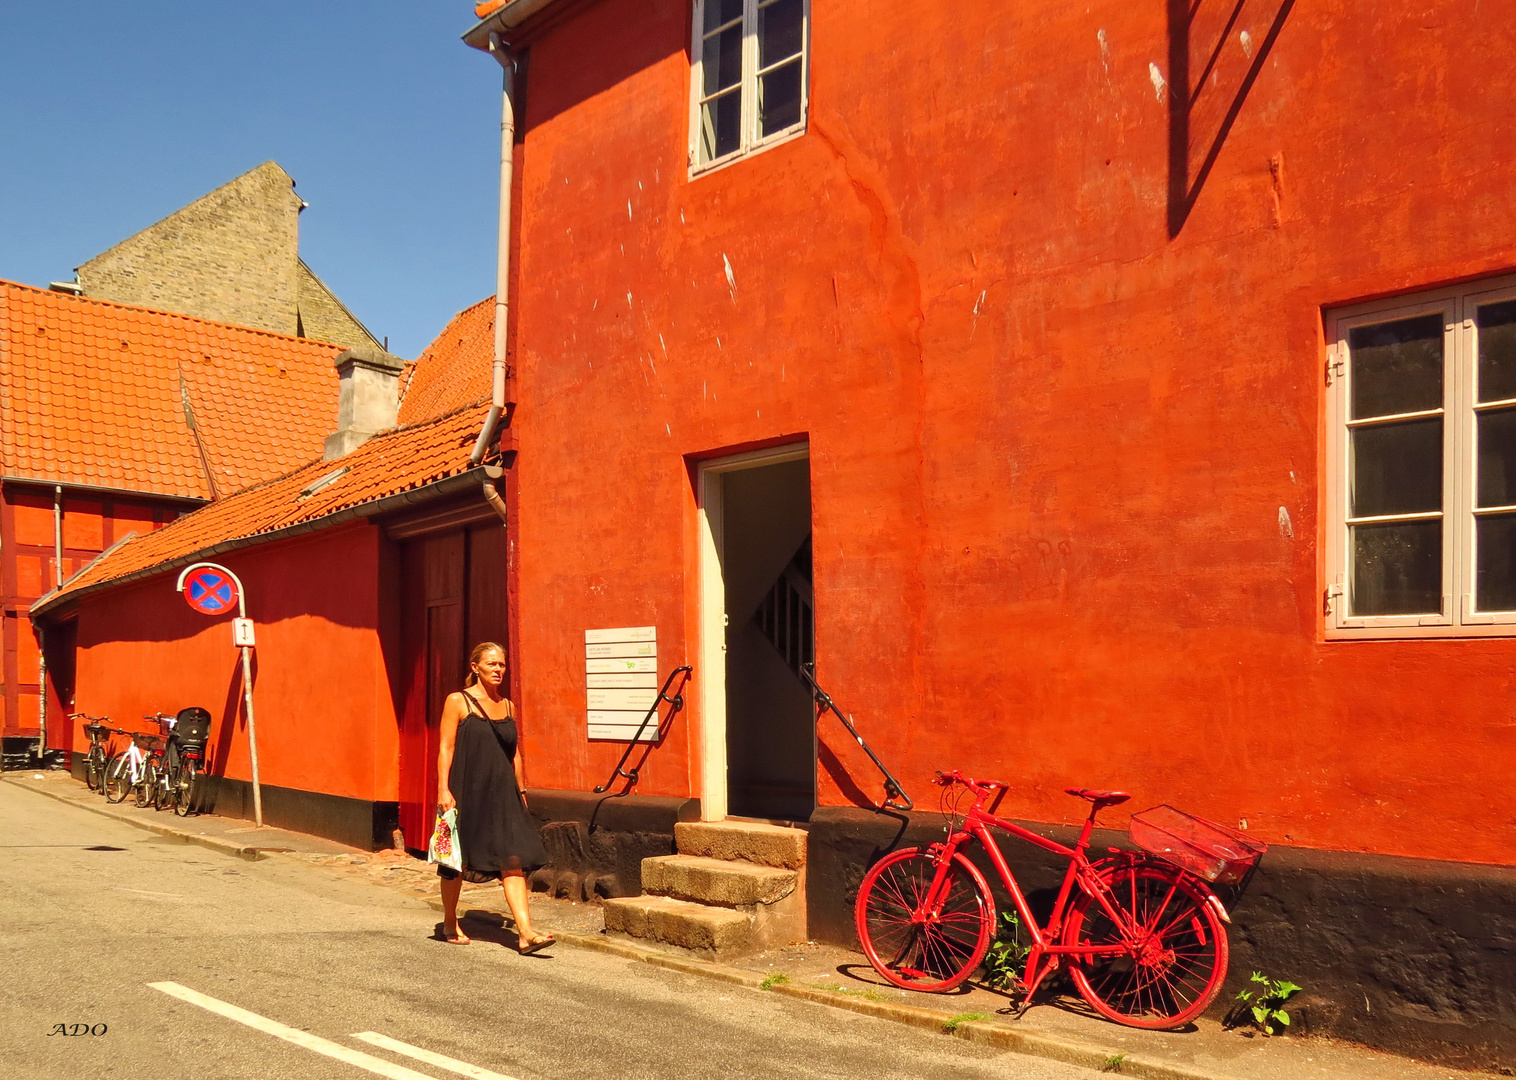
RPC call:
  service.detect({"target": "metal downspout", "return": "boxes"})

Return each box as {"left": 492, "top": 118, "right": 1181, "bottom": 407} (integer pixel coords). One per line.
{"left": 471, "top": 31, "right": 515, "bottom": 525}
{"left": 470, "top": 31, "right": 516, "bottom": 480}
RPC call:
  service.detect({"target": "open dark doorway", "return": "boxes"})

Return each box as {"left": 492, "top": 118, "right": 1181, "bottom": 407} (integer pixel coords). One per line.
{"left": 720, "top": 456, "right": 815, "bottom": 821}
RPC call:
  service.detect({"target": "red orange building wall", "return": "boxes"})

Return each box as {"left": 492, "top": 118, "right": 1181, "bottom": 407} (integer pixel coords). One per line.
{"left": 64, "top": 524, "right": 400, "bottom": 809}
{"left": 0, "top": 482, "right": 187, "bottom": 750}
{"left": 498, "top": 0, "right": 1516, "bottom": 867}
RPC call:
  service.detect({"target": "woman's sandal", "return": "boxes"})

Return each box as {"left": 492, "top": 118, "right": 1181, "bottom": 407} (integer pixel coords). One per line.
{"left": 517, "top": 933, "right": 554, "bottom": 955}
{"left": 442, "top": 928, "right": 472, "bottom": 945}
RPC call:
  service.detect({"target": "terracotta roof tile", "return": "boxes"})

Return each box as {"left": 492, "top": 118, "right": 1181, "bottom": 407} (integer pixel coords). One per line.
{"left": 397, "top": 296, "right": 496, "bottom": 425}
{"left": 44, "top": 404, "right": 495, "bottom": 605}
{"left": 0, "top": 280, "right": 344, "bottom": 499}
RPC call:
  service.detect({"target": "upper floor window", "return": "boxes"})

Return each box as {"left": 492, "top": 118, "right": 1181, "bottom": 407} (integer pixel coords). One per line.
{"left": 1325, "top": 274, "right": 1516, "bottom": 637}
{"left": 690, "top": 0, "right": 809, "bottom": 172}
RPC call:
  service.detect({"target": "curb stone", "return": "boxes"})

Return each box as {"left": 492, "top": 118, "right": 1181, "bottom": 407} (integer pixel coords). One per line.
{"left": 440, "top": 900, "right": 1242, "bottom": 1080}
{"left": 3, "top": 776, "right": 278, "bottom": 862}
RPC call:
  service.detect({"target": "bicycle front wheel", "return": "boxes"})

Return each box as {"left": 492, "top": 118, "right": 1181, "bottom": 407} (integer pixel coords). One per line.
{"left": 855, "top": 847, "right": 994, "bottom": 992}
{"left": 1063, "top": 859, "right": 1228, "bottom": 1029}
{"left": 173, "top": 760, "right": 198, "bottom": 817}
{"left": 103, "top": 753, "right": 132, "bottom": 803}
{"left": 85, "top": 747, "right": 106, "bottom": 792}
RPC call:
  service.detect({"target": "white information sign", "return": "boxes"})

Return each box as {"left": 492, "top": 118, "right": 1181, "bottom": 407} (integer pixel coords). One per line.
{"left": 586, "top": 627, "right": 658, "bottom": 742}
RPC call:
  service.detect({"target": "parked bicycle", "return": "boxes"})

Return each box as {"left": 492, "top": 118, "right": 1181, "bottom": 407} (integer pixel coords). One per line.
{"left": 854, "top": 770, "right": 1265, "bottom": 1030}
{"left": 157, "top": 708, "right": 210, "bottom": 816}
{"left": 74, "top": 714, "right": 115, "bottom": 792}
{"left": 103, "top": 729, "right": 161, "bottom": 806}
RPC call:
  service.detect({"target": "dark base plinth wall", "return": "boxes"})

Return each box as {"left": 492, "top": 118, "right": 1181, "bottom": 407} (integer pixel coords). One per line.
{"left": 198, "top": 776, "right": 399, "bottom": 852}
{"left": 806, "top": 807, "right": 1516, "bottom": 1071}
{"left": 67, "top": 752, "right": 398, "bottom": 851}
{"left": 524, "top": 788, "right": 699, "bottom": 900}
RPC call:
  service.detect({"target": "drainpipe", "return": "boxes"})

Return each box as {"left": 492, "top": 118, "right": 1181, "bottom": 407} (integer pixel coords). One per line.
{"left": 53, "top": 485, "right": 63, "bottom": 589}
{"left": 471, "top": 32, "right": 516, "bottom": 527}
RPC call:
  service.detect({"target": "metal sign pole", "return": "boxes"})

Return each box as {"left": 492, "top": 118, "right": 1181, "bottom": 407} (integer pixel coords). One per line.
{"left": 176, "top": 562, "right": 263, "bottom": 828}
{"left": 237, "top": 630, "right": 263, "bottom": 828}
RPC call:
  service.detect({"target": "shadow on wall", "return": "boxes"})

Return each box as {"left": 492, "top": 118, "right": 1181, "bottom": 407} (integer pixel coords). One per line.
{"left": 209, "top": 652, "right": 251, "bottom": 779}
{"left": 1166, "top": 0, "right": 1297, "bottom": 237}
{"left": 505, "top": 0, "right": 684, "bottom": 137}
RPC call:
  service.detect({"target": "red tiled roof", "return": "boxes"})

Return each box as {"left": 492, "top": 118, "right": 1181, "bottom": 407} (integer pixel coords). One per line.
{"left": 39, "top": 403, "right": 496, "bottom": 610}
{"left": 0, "top": 280, "right": 344, "bottom": 499}
{"left": 398, "top": 297, "right": 495, "bottom": 425}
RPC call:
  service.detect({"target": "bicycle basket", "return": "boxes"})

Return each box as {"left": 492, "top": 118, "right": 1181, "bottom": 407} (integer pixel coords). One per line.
{"left": 1128, "top": 805, "right": 1266, "bottom": 885}
{"left": 171, "top": 707, "right": 212, "bottom": 750}
{"left": 83, "top": 722, "right": 110, "bottom": 741}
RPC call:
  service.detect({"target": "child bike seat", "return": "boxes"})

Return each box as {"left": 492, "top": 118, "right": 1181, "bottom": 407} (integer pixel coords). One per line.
{"left": 1065, "top": 788, "right": 1131, "bottom": 807}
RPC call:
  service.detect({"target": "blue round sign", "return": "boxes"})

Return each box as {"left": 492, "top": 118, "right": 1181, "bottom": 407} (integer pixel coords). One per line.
{"left": 184, "top": 567, "right": 238, "bottom": 616}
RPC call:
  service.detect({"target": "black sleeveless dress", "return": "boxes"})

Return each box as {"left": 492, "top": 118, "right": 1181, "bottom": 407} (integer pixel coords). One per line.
{"left": 438, "top": 692, "right": 548, "bottom": 883}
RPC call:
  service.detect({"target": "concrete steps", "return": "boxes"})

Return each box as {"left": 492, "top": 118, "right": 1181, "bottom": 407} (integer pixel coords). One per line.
{"left": 602, "top": 819, "right": 808, "bottom": 961}
{"left": 642, "top": 854, "right": 797, "bottom": 907}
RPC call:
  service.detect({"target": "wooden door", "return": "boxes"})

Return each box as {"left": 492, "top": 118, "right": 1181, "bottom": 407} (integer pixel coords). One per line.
{"left": 397, "top": 532, "right": 466, "bottom": 849}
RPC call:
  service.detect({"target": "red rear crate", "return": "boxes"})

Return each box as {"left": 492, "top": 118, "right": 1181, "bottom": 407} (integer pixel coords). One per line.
{"left": 1128, "top": 805, "right": 1266, "bottom": 885}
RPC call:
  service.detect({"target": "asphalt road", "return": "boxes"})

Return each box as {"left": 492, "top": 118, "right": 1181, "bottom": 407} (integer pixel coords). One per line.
{"left": 0, "top": 781, "right": 1104, "bottom": 1080}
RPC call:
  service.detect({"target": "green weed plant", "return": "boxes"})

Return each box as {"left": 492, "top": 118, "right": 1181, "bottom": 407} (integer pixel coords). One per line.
{"left": 1228, "top": 971, "right": 1302, "bottom": 1035}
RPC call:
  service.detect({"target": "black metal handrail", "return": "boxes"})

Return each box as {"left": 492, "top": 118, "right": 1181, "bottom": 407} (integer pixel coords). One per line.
{"left": 800, "top": 662, "right": 913, "bottom": 812}
{"left": 593, "top": 665, "right": 693, "bottom": 797}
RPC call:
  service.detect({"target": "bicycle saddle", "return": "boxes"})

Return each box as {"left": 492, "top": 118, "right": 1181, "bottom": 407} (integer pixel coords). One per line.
{"left": 1066, "top": 788, "right": 1131, "bottom": 807}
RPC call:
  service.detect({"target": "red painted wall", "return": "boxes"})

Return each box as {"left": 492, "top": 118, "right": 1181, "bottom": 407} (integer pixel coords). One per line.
{"left": 503, "top": 0, "right": 1516, "bottom": 864}
{"left": 2, "top": 481, "right": 187, "bottom": 742}
{"left": 64, "top": 524, "right": 399, "bottom": 803}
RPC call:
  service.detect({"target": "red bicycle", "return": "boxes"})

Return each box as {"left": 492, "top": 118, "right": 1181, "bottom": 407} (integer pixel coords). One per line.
{"left": 855, "top": 770, "right": 1264, "bottom": 1030}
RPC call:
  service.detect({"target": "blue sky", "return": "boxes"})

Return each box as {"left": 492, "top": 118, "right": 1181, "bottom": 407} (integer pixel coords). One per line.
{"left": 0, "top": 2, "right": 504, "bottom": 358}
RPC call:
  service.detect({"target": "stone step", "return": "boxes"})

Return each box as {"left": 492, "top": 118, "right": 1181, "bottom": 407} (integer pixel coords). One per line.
{"left": 601, "top": 895, "right": 751, "bottom": 959}
{"left": 642, "top": 854, "right": 797, "bottom": 907}
{"left": 674, "top": 820, "right": 807, "bottom": 869}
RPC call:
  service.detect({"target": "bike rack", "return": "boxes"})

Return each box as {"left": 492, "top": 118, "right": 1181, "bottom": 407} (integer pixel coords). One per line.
{"left": 592, "top": 665, "right": 693, "bottom": 797}
{"left": 800, "top": 662, "right": 913, "bottom": 812}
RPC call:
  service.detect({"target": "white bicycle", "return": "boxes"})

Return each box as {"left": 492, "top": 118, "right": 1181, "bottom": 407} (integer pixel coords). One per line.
{"left": 103, "top": 729, "right": 163, "bottom": 806}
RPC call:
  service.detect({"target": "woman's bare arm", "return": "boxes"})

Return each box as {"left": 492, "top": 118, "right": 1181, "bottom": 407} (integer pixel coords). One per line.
{"left": 436, "top": 691, "right": 467, "bottom": 812}
{"left": 511, "top": 700, "right": 528, "bottom": 807}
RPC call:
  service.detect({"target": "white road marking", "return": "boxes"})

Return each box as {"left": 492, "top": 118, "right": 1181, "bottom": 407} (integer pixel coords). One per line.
{"left": 352, "top": 1032, "right": 520, "bottom": 1080}
{"left": 147, "top": 982, "right": 436, "bottom": 1080}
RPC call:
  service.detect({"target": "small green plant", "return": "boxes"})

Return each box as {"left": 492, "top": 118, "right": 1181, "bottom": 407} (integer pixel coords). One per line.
{"left": 942, "top": 1012, "right": 988, "bottom": 1032}
{"left": 760, "top": 972, "right": 789, "bottom": 990}
{"left": 1228, "top": 972, "right": 1302, "bottom": 1035}
{"left": 984, "top": 910, "right": 1032, "bottom": 989}
{"left": 1101, "top": 1053, "right": 1126, "bottom": 1073}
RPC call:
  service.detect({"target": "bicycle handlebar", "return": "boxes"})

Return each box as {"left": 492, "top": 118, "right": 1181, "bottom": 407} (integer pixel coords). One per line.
{"left": 70, "top": 713, "right": 108, "bottom": 722}
{"left": 933, "top": 770, "right": 1010, "bottom": 793}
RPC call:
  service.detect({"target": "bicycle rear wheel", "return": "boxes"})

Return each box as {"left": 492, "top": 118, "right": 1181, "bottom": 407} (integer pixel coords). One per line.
{"left": 103, "top": 753, "right": 132, "bottom": 803}
{"left": 173, "top": 760, "right": 199, "bottom": 817}
{"left": 855, "top": 847, "right": 994, "bottom": 992}
{"left": 155, "top": 761, "right": 177, "bottom": 812}
{"left": 1063, "top": 859, "right": 1228, "bottom": 1029}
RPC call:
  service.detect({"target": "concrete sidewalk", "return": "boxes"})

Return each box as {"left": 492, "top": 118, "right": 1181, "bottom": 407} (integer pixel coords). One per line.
{"left": 8, "top": 769, "right": 1500, "bottom": 1080}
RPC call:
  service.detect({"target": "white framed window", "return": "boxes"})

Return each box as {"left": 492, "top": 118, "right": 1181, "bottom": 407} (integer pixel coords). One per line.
{"left": 689, "top": 0, "right": 809, "bottom": 173}
{"left": 1325, "top": 273, "right": 1516, "bottom": 637}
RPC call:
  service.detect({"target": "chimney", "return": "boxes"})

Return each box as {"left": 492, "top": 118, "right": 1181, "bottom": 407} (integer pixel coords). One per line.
{"left": 323, "top": 345, "right": 405, "bottom": 459}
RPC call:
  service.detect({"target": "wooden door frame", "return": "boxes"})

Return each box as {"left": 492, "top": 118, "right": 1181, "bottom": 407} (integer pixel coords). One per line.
{"left": 695, "top": 441, "right": 809, "bottom": 823}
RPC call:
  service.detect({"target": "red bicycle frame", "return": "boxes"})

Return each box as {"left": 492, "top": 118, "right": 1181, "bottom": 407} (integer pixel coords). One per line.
{"left": 925, "top": 773, "right": 1167, "bottom": 1000}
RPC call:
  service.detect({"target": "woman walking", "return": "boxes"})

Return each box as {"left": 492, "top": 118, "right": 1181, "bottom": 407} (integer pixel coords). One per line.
{"left": 436, "top": 642, "right": 553, "bottom": 953}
